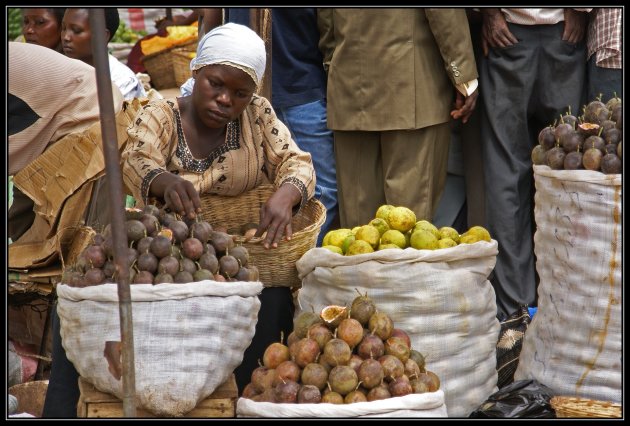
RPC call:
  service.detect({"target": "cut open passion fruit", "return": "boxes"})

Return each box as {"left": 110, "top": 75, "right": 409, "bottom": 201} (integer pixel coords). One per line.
{"left": 320, "top": 305, "right": 349, "bottom": 329}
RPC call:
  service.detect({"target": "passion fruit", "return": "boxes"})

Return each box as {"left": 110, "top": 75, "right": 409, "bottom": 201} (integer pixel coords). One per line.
{"left": 321, "top": 305, "right": 349, "bottom": 329}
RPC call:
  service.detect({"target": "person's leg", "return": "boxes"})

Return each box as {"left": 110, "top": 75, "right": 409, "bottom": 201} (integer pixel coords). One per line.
{"left": 586, "top": 55, "right": 622, "bottom": 104}
{"left": 276, "top": 99, "right": 339, "bottom": 245}
{"left": 481, "top": 24, "right": 541, "bottom": 318}
{"left": 380, "top": 124, "right": 450, "bottom": 222}
{"left": 333, "top": 131, "right": 384, "bottom": 228}
{"left": 42, "top": 303, "right": 80, "bottom": 418}
{"left": 233, "top": 286, "right": 294, "bottom": 395}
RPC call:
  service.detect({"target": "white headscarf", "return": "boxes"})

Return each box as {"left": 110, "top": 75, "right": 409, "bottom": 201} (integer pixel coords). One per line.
{"left": 180, "top": 23, "right": 266, "bottom": 96}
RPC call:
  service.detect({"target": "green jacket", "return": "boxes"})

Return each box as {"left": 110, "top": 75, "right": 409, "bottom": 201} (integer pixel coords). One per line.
{"left": 318, "top": 8, "right": 478, "bottom": 131}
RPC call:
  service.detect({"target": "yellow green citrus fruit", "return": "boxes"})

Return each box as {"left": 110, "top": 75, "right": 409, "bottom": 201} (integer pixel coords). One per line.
{"left": 369, "top": 218, "right": 390, "bottom": 236}
{"left": 378, "top": 243, "right": 403, "bottom": 251}
{"left": 346, "top": 239, "right": 375, "bottom": 255}
{"left": 459, "top": 234, "right": 480, "bottom": 244}
{"left": 413, "top": 220, "right": 440, "bottom": 239}
{"left": 380, "top": 229, "right": 407, "bottom": 249}
{"left": 410, "top": 229, "right": 439, "bottom": 250}
{"left": 329, "top": 229, "right": 354, "bottom": 249}
{"left": 464, "top": 226, "right": 491, "bottom": 242}
{"left": 322, "top": 245, "right": 343, "bottom": 254}
{"left": 438, "top": 226, "right": 460, "bottom": 243}
{"left": 341, "top": 234, "right": 356, "bottom": 254}
{"left": 355, "top": 225, "right": 381, "bottom": 249}
{"left": 437, "top": 238, "right": 457, "bottom": 249}
{"left": 387, "top": 207, "right": 417, "bottom": 233}
{"left": 375, "top": 204, "right": 396, "bottom": 222}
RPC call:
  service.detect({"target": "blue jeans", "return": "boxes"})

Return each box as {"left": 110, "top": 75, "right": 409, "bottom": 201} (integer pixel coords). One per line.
{"left": 276, "top": 99, "right": 339, "bottom": 246}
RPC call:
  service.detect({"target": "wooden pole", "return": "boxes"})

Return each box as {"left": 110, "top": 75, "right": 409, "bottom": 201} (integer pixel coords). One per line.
{"left": 249, "top": 8, "right": 272, "bottom": 100}
{"left": 89, "top": 9, "right": 137, "bottom": 418}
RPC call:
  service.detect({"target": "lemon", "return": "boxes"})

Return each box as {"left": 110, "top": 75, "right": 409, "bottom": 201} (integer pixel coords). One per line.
{"left": 437, "top": 238, "right": 457, "bottom": 249}
{"left": 380, "top": 229, "right": 407, "bottom": 249}
{"left": 438, "top": 226, "right": 460, "bottom": 243}
{"left": 413, "top": 220, "right": 440, "bottom": 239}
{"left": 375, "top": 204, "right": 395, "bottom": 222}
{"left": 355, "top": 225, "right": 381, "bottom": 249}
{"left": 459, "top": 234, "right": 480, "bottom": 244}
{"left": 341, "top": 234, "right": 356, "bottom": 254}
{"left": 369, "top": 218, "right": 390, "bottom": 236}
{"left": 465, "top": 226, "right": 491, "bottom": 242}
{"left": 387, "top": 206, "right": 416, "bottom": 233}
{"left": 329, "top": 228, "right": 354, "bottom": 249}
{"left": 322, "top": 245, "right": 343, "bottom": 254}
{"left": 351, "top": 226, "right": 361, "bottom": 235}
{"left": 322, "top": 230, "right": 333, "bottom": 247}
{"left": 346, "top": 239, "right": 375, "bottom": 255}
{"left": 410, "top": 229, "right": 439, "bottom": 250}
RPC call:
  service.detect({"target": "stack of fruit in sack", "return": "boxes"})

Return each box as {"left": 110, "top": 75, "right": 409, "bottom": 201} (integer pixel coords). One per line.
{"left": 63, "top": 206, "right": 259, "bottom": 286}
{"left": 531, "top": 94, "right": 622, "bottom": 174}
{"left": 242, "top": 291, "right": 441, "bottom": 404}
{"left": 321, "top": 204, "right": 492, "bottom": 255}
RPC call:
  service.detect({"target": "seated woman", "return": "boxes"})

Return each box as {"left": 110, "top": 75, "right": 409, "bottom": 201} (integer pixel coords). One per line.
{"left": 121, "top": 23, "right": 316, "bottom": 393}
{"left": 21, "top": 8, "right": 66, "bottom": 52}
{"left": 61, "top": 8, "right": 146, "bottom": 100}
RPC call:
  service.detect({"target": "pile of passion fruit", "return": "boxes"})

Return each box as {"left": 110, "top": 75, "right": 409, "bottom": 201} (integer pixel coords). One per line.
{"left": 62, "top": 205, "right": 259, "bottom": 287}
{"left": 532, "top": 94, "right": 622, "bottom": 174}
{"left": 243, "top": 291, "right": 440, "bottom": 404}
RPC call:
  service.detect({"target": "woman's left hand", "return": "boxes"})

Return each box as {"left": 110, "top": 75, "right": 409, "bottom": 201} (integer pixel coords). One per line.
{"left": 255, "top": 183, "right": 302, "bottom": 249}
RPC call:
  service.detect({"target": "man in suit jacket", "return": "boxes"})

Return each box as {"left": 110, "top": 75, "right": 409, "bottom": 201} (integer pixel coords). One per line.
{"left": 318, "top": 8, "right": 479, "bottom": 227}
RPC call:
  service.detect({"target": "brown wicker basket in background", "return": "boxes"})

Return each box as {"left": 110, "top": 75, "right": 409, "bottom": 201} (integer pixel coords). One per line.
{"left": 172, "top": 49, "right": 195, "bottom": 87}
{"left": 142, "top": 40, "right": 197, "bottom": 90}
{"left": 199, "top": 185, "right": 326, "bottom": 289}
{"left": 551, "top": 396, "right": 621, "bottom": 418}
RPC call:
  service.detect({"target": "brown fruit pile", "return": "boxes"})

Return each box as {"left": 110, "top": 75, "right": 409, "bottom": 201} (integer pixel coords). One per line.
{"left": 242, "top": 291, "right": 441, "bottom": 404}
{"left": 532, "top": 95, "right": 622, "bottom": 174}
{"left": 62, "top": 205, "right": 259, "bottom": 287}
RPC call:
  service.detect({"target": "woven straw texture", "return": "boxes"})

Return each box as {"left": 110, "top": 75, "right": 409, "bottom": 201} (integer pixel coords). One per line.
{"left": 172, "top": 48, "right": 194, "bottom": 87}
{"left": 62, "top": 226, "right": 96, "bottom": 268}
{"left": 551, "top": 396, "right": 621, "bottom": 418}
{"left": 142, "top": 40, "right": 197, "bottom": 90}
{"left": 199, "top": 185, "right": 325, "bottom": 288}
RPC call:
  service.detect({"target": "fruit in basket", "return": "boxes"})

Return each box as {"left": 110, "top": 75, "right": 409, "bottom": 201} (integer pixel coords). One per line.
{"left": 538, "top": 126, "right": 556, "bottom": 150}
{"left": 337, "top": 318, "right": 364, "bottom": 349}
{"left": 387, "top": 206, "right": 416, "bottom": 233}
{"left": 379, "top": 354, "right": 404, "bottom": 382}
{"left": 133, "top": 270, "right": 154, "bottom": 284}
{"left": 297, "top": 384, "right": 322, "bottom": 404}
{"left": 344, "top": 390, "right": 367, "bottom": 403}
{"left": 357, "top": 358, "right": 385, "bottom": 389}
{"left": 563, "top": 151, "right": 583, "bottom": 170}
{"left": 384, "top": 337, "right": 410, "bottom": 363}
{"left": 137, "top": 252, "right": 158, "bottom": 274}
{"left": 546, "top": 146, "right": 566, "bottom": 170}
{"left": 293, "top": 338, "right": 321, "bottom": 368}
{"left": 321, "top": 390, "right": 344, "bottom": 404}
{"left": 583, "top": 147, "right": 603, "bottom": 171}
{"left": 354, "top": 225, "right": 381, "bottom": 249}
{"left": 126, "top": 219, "right": 147, "bottom": 243}
{"left": 375, "top": 204, "right": 395, "bottom": 222}
{"left": 380, "top": 229, "right": 407, "bottom": 249}
{"left": 198, "top": 252, "right": 219, "bottom": 274}
{"left": 463, "top": 225, "right": 491, "bottom": 242}
{"left": 294, "top": 311, "right": 324, "bottom": 339}
{"left": 368, "top": 312, "right": 394, "bottom": 341}
{"left": 219, "top": 255, "right": 240, "bottom": 278}
{"left": 84, "top": 244, "right": 106, "bottom": 269}
{"left": 321, "top": 305, "right": 349, "bottom": 329}
{"left": 601, "top": 153, "right": 622, "bottom": 174}
{"left": 368, "top": 217, "right": 390, "bottom": 236}
{"left": 389, "top": 376, "right": 413, "bottom": 397}
{"left": 367, "top": 383, "right": 391, "bottom": 401}
{"left": 584, "top": 99, "right": 609, "bottom": 125}
{"left": 437, "top": 238, "right": 457, "bottom": 249}
{"left": 531, "top": 144, "right": 547, "bottom": 165}
{"left": 328, "top": 365, "right": 359, "bottom": 396}
{"left": 301, "top": 363, "right": 329, "bottom": 390}
{"left": 346, "top": 239, "right": 374, "bottom": 255}
{"left": 357, "top": 334, "right": 385, "bottom": 360}
{"left": 182, "top": 237, "right": 204, "bottom": 260}
{"left": 341, "top": 234, "right": 356, "bottom": 254}
{"left": 307, "top": 323, "right": 333, "bottom": 350}
{"left": 322, "top": 245, "right": 343, "bottom": 254}
{"left": 578, "top": 122, "right": 601, "bottom": 136}
{"left": 275, "top": 380, "right": 300, "bottom": 403}
{"left": 410, "top": 229, "right": 438, "bottom": 250}
{"left": 323, "top": 338, "right": 352, "bottom": 367}
{"left": 350, "top": 291, "right": 377, "bottom": 326}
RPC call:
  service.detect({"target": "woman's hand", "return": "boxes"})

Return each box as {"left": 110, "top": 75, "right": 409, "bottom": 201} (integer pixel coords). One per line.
{"left": 255, "top": 183, "right": 302, "bottom": 249}
{"left": 151, "top": 172, "right": 201, "bottom": 220}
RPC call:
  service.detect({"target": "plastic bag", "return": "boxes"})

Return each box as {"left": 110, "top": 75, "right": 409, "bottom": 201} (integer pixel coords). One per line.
{"left": 496, "top": 305, "right": 531, "bottom": 389}
{"left": 469, "top": 379, "right": 556, "bottom": 418}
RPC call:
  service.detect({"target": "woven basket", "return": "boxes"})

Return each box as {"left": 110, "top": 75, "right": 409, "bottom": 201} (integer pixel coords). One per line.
{"left": 551, "top": 396, "right": 622, "bottom": 418}
{"left": 142, "top": 40, "right": 197, "bottom": 90}
{"left": 62, "top": 226, "right": 96, "bottom": 269}
{"left": 172, "top": 48, "right": 195, "bottom": 87}
{"left": 199, "top": 185, "right": 326, "bottom": 288}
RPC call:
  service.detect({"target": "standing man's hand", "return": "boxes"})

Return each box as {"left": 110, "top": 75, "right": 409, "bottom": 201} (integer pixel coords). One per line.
{"left": 562, "top": 9, "right": 588, "bottom": 44}
{"left": 451, "top": 89, "right": 479, "bottom": 124}
{"left": 481, "top": 8, "right": 518, "bottom": 56}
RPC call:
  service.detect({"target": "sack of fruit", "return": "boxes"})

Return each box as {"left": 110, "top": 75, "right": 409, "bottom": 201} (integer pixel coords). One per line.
{"left": 514, "top": 166, "right": 622, "bottom": 404}
{"left": 236, "top": 391, "right": 447, "bottom": 417}
{"left": 57, "top": 281, "right": 262, "bottom": 416}
{"left": 296, "top": 242, "right": 500, "bottom": 417}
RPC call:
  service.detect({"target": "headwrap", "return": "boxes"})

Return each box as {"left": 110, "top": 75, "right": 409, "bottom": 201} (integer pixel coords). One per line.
{"left": 180, "top": 23, "right": 266, "bottom": 96}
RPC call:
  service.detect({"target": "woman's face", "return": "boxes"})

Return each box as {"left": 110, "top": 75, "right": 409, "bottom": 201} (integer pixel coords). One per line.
{"left": 61, "top": 9, "right": 93, "bottom": 64}
{"left": 22, "top": 8, "right": 62, "bottom": 52}
{"left": 192, "top": 64, "right": 256, "bottom": 129}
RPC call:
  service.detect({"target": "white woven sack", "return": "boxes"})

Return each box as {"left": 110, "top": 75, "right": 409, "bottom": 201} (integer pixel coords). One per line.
{"left": 514, "top": 166, "right": 622, "bottom": 403}
{"left": 57, "top": 281, "right": 262, "bottom": 416}
{"left": 236, "top": 390, "right": 447, "bottom": 418}
{"left": 296, "top": 243, "right": 501, "bottom": 418}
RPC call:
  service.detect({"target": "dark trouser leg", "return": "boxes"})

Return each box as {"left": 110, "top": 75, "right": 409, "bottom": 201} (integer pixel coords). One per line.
{"left": 586, "top": 56, "right": 622, "bottom": 104}
{"left": 481, "top": 23, "right": 586, "bottom": 318}
{"left": 42, "top": 303, "right": 80, "bottom": 418}
{"left": 233, "top": 287, "right": 295, "bottom": 395}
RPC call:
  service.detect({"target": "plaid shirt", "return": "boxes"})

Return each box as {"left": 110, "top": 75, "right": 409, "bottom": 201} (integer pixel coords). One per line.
{"left": 587, "top": 8, "right": 622, "bottom": 69}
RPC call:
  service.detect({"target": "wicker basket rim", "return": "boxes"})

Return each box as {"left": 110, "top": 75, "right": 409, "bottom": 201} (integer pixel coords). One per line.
{"left": 141, "top": 39, "right": 197, "bottom": 62}
{"left": 551, "top": 396, "right": 622, "bottom": 418}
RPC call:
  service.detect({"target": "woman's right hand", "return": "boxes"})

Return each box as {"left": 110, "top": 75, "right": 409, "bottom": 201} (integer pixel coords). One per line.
{"left": 151, "top": 173, "right": 201, "bottom": 219}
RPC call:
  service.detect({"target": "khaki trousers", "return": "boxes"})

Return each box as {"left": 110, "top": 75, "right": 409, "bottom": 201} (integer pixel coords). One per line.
{"left": 334, "top": 123, "right": 450, "bottom": 228}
